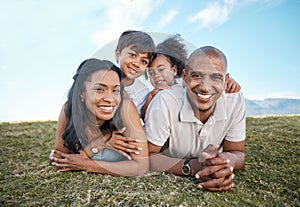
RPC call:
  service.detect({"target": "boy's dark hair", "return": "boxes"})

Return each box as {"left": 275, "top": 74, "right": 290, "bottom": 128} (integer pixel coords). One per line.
{"left": 116, "top": 30, "right": 155, "bottom": 61}
{"left": 155, "top": 34, "right": 187, "bottom": 77}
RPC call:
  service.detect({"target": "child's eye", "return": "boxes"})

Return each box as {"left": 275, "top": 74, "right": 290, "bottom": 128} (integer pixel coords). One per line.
{"left": 129, "top": 52, "right": 136, "bottom": 58}
{"left": 141, "top": 59, "right": 149, "bottom": 65}
{"left": 113, "top": 89, "right": 120, "bottom": 94}
{"left": 148, "top": 70, "right": 154, "bottom": 76}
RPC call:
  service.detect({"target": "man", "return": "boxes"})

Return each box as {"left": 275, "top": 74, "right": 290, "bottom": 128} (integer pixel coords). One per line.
{"left": 144, "top": 46, "right": 246, "bottom": 191}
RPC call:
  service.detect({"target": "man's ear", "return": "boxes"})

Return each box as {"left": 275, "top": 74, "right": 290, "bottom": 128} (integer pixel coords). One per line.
{"left": 115, "top": 50, "right": 120, "bottom": 63}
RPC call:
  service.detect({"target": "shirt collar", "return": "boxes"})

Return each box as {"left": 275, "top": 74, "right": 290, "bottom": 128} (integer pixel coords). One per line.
{"left": 179, "top": 91, "right": 227, "bottom": 123}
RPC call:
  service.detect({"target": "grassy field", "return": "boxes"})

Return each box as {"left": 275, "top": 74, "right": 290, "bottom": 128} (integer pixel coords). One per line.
{"left": 0, "top": 116, "right": 299, "bottom": 206}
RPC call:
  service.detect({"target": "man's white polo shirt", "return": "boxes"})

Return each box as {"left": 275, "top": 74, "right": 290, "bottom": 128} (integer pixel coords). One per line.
{"left": 144, "top": 84, "right": 246, "bottom": 159}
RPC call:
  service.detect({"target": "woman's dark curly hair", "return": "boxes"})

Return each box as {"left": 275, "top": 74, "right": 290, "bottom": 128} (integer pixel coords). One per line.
{"left": 154, "top": 34, "right": 188, "bottom": 77}
{"left": 62, "top": 58, "right": 124, "bottom": 153}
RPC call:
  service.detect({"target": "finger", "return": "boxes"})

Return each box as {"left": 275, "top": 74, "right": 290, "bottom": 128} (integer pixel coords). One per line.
{"left": 51, "top": 156, "right": 69, "bottom": 165}
{"left": 199, "top": 145, "right": 219, "bottom": 161}
{"left": 115, "top": 140, "right": 142, "bottom": 150}
{"left": 49, "top": 150, "right": 54, "bottom": 159}
{"left": 53, "top": 150, "right": 70, "bottom": 159}
{"left": 195, "top": 164, "right": 227, "bottom": 179}
{"left": 51, "top": 161, "right": 72, "bottom": 168}
{"left": 113, "top": 134, "right": 142, "bottom": 143}
{"left": 116, "top": 150, "right": 132, "bottom": 160}
{"left": 210, "top": 166, "right": 234, "bottom": 179}
{"left": 114, "top": 145, "right": 141, "bottom": 155}
{"left": 204, "top": 157, "right": 230, "bottom": 167}
{"left": 226, "top": 81, "right": 234, "bottom": 92}
{"left": 229, "top": 84, "right": 236, "bottom": 93}
{"left": 124, "top": 136, "right": 143, "bottom": 143}
{"left": 197, "top": 175, "right": 234, "bottom": 191}
{"left": 57, "top": 167, "right": 73, "bottom": 172}
{"left": 198, "top": 182, "right": 234, "bottom": 192}
{"left": 57, "top": 166, "right": 82, "bottom": 172}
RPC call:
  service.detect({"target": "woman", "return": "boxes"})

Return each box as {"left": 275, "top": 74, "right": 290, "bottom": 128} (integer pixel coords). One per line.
{"left": 49, "top": 58, "right": 148, "bottom": 176}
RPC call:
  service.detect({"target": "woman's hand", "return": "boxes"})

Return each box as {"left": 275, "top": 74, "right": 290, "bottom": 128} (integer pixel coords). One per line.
{"left": 49, "top": 150, "right": 91, "bottom": 172}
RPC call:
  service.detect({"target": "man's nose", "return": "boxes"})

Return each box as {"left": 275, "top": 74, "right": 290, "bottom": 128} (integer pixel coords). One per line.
{"left": 198, "top": 79, "right": 209, "bottom": 91}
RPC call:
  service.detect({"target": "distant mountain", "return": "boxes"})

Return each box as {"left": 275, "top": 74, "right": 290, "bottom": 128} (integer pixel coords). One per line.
{"left": 245, "top": 98, "right": 300, "bottom": 116}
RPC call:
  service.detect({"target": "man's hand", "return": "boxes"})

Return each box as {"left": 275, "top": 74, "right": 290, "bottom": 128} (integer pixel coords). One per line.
{"left": 194, "top": 145, "right": 235, "bottom": 191}
{"left": 195, "top": 153, "right": 234, "bottom": 191}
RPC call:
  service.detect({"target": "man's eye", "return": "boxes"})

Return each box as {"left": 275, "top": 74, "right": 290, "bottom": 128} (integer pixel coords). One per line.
{"left": 96, "top": 88, "right": 105, "bottom": 92}
{"left": 211, "top": 74, "right": 223, "bottom": 81}
{"left": 191, "top": 74, "right": 200, "bottom": 79}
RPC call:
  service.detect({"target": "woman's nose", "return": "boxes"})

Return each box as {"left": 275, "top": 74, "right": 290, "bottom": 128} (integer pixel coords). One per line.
{"left": 103, "top": 91, "right": 113, "bottom": 102}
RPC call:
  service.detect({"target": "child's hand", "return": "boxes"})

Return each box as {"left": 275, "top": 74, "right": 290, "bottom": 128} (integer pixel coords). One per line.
{"left": 225, "top": 77, "right": 241, "bottom": 93}
{"left": 106, "top": 128, "right": 142, "bottom": 159}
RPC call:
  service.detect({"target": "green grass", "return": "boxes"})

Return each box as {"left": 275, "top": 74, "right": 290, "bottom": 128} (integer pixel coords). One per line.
{"left": 0, "top": 116, "right": 299, "bottom": 206}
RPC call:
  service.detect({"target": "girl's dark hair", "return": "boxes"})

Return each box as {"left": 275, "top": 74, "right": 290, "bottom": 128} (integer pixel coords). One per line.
{"left": 154, "top": 34, "right": 187, "bottom": 77}
{"left": 62, "top": 58, "right": 124, "bottom": 153}
{"left": 116, "top": 30, "right": 155, "bottom": 61}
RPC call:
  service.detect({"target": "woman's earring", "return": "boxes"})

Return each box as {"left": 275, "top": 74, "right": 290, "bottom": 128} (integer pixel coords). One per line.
{"left": 81, "top": 98, "right": 84, "bottom": 102}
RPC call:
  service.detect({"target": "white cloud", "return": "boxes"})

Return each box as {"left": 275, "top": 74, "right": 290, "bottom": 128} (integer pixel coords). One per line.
{"left": 187, "top": 0, "right": 236, "bottom": 29}
{"left": 186, "top": 0, "right": 285, "bottom": 30}
{"left": 156, "top": 10, "right": 179, "bottom": 30}
{"left": 91, "top": 0, "right": 161, "bottom": 48}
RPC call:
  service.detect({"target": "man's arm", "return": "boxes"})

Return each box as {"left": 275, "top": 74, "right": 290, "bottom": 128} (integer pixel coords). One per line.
{"left": 149, "top": 142, "right": 229, "bottom": 177}
{"left": 149, "top": 142, "right": 188, "bottom": 175}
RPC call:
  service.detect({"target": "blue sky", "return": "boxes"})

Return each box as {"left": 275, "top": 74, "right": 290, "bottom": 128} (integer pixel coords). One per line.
{"left": 1, "top": 0, "right": 299, "bottom": 121}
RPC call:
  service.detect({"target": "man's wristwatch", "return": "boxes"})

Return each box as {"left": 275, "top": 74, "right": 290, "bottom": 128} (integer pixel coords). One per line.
{"left": 182, "top": 159, "right": 191, "bottom": 176}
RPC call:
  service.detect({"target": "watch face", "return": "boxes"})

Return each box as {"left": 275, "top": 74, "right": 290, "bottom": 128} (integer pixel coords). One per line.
{"left": 182, "top": 165, "right": 191, "bottom": 176}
